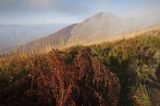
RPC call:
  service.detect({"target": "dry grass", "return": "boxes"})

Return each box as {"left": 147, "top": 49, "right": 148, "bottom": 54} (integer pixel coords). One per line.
{"left": 0, "top": 26, "right": 160, "bottom": 105}
{"left": 130, "top": 84, "right": 152, "bottom": 106}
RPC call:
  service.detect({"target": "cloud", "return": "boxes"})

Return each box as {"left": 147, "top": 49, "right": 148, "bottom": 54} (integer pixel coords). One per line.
{"left": 0, "top": 0, "right": 159, "bottom": 25}
{"left": 28, "top": 0, "right": 58, "bottom": 9}
{"left": 0, "top": 0, "right": 92, "bottom": 15}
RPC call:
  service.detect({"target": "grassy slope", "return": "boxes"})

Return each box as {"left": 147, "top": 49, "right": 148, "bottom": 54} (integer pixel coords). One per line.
{"left": 0, "top": 27, "right": 160, "bottom": 106}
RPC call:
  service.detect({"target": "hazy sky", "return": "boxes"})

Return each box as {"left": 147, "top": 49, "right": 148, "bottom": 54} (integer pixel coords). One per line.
{"left": 0, "top": 0, "right": 160, "bottom": 25}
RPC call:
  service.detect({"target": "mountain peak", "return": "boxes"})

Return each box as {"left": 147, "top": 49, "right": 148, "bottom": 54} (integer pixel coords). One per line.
{"left": 94, "top": 12, "right": 112, "bottom": 16}
{"left": 82, "top": 12, "right": 117, "bottom": 24}
{"left": 92, "top": 12, "right": 115, "bottom": 18}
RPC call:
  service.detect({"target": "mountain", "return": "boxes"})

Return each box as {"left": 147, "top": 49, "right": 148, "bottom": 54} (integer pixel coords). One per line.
{"left": 69, "top": 12, "right": 125, "bottom": 44}
{"left": 11, "top": 12, "right": 160, "bottom": 54}
{"left": 68, "top": 12, "right": 160, "bottom": 45}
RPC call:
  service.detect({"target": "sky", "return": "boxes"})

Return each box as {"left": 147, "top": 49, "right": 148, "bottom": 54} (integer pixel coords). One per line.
{"left": 0, "top": 0, "right": 160, "bottom": 25}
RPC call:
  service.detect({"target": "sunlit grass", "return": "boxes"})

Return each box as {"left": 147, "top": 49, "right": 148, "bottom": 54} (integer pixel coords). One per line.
{"left": 0, "top": 26, "right": 160, "bottom": 105}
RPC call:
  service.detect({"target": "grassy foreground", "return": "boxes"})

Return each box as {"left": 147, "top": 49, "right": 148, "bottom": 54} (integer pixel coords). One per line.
{"left": 0, "top": 29, "right": 160, "bottom": 106}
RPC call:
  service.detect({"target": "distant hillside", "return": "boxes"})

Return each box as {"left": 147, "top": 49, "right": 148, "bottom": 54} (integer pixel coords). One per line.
{"left": 68, "top": 12, "right": 160, "bottom": 45}
{"left": 14, "top": 12, "right": 160, "bottom": 54}
{"left": 17, "top": 24, "right": 76, "bottom": 53}
{"left": 69, "top": 12, "right": 121, "bottom": 44}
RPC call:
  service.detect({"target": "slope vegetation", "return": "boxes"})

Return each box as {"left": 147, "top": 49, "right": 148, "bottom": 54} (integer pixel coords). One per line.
{"left": 0, "top": 27, "right": 160, "bottom": 106}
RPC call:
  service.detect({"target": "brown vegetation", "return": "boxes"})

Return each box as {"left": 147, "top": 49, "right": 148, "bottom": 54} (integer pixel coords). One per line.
{"left": 1, "top": 30, "right": 160, "bottom": 105}
{"left": 31, "top": 47, "right": 120, "bottom": 106}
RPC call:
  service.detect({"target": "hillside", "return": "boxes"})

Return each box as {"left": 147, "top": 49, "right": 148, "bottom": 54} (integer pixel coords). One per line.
{"left": 0, "top": 28, "right": 160, "bottom": 106}
{"left": 68, "top": 12, "right": 160, "bottom": 45}
{"left": 13, "top": 12, "right": 160, "bottom": 54}
{"left": 17, "top": 24, "right": 76, "bottom": 53}
{"left": 69, "top": 12, "right": 127, "bottom": 44}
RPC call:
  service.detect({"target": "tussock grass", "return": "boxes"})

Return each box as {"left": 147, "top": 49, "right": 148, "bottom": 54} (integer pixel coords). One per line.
{"left": 130, "top": 84, "right": 152, "bottom": 106}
